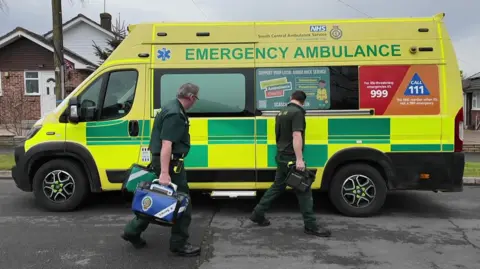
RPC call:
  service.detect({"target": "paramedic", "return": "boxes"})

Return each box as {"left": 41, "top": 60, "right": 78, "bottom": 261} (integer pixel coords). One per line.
{"left": 249, "top": 90, "right": 331, "bottom": 237}
{"left": 122, "top": 83, "right": 201, "bottom": 256}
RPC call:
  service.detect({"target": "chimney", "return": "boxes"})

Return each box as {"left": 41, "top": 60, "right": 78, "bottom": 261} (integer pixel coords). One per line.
{"left": 100, "top": 13, "right": 112, "bottom": 31}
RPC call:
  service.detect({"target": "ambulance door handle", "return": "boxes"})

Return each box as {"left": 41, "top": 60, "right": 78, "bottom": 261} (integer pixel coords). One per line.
{"left": 128, "top": 120, "right": 139, "bottom": 137}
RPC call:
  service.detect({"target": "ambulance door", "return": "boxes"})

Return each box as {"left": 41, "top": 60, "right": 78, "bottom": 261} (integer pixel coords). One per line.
{"left": 253, "top": 45, "right": 283, "bottom": 190}
{"left": 65, "top": 64, "right": 148, "bottom": 190}
{"left": 151, "top": 44, "right": 257, "bottom": 192}
{"left": 253, "top": 71, "right": 278, "bottom": 190}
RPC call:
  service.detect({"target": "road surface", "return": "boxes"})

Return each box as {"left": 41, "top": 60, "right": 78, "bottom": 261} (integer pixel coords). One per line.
{"left": 0, "top": 180, "right": 479, "bottom": 269}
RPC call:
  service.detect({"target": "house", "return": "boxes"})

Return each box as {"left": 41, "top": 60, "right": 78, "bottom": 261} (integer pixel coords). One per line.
{"left": 0, "top": 12, "right": 115, "bottom": 130}
{"left": 463, "top": 72, "right": 480, "bottom": 130}
{"left": 43, "top": 13, "right": 116, "bottom": 66}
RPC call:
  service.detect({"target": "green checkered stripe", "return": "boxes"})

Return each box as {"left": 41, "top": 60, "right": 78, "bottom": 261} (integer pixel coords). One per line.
{"left": 86, "top": 120, "right": 150, "bottom": 145}
{"left": 85, "top": 118, "right": 454, "bottom": 168}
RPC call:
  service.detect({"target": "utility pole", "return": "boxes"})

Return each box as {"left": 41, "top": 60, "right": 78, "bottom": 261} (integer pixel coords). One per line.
{"left": 52, "top": 0, "right": 65, "bottom": 101}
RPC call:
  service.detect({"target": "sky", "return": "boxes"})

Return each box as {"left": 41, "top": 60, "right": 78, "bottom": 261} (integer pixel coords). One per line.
{"left": 0, "top": 0, "right": 478, "bottom": 77}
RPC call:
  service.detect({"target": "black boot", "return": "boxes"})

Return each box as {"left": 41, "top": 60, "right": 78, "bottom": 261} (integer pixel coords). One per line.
{"left": 304, "top": 226, "right": 331, "bottom": 237}
{"left": 249, "top": 212, "right": 271, "bottom": 226}
{"left": 171, "top": 243, "right": 201, "bottom": 257}
{"left": 121, "top": 233, "right": 147, "bottom": 249}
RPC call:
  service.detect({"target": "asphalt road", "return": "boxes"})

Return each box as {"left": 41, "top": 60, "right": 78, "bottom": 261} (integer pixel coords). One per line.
{"left": 0, "top": 180, "right": 479, "bottom": 269}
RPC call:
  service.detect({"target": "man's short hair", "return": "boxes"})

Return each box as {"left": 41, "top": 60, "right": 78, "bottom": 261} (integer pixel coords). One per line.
{"left": 291, "top": 90, "right": 307, "bottom": 103}
{"left": 177, "top": 83, "right": 199, "bottom": 99}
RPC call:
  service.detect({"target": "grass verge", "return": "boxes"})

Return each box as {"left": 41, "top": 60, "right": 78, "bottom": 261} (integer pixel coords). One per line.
{"left": 464, "top": 162, "right": 480, "bottom": 177}
{"left": 0, "top": 153, "right": 14, "bottom": 170}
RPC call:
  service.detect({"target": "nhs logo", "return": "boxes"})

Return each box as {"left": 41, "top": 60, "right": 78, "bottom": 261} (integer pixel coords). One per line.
{"left": 310, "top": 25, "right": 327, "bottom": 32}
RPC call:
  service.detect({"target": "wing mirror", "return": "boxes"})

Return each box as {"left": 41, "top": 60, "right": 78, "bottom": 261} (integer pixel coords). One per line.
{"left": 68, "top": 96, "right": 80, "bottom": 124}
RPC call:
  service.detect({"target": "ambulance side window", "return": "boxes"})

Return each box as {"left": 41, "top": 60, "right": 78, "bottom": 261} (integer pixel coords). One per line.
{"left": 154, "top": 69, "right": 254, "bottom": 117}
{"left": 99, "top": 70, "right": 138, "bottom": 121}
{"left": 254, "top": 66, "right": 359, "bottom": 111}
{"left": 77, "top": 75, "right": 104, "bottom": 122}
{"left": 76, "top": 69, "right": 138, "bottom": 122}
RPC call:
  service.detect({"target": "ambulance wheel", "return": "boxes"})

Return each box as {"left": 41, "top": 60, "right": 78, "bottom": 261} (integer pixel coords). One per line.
{"left": 328, "top": 163, "right": 387, "bottom": 217}
{"left": 32, "top": 159, "right": 89, "bottom": 212}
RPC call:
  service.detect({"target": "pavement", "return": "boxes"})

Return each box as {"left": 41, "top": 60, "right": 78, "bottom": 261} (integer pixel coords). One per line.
{"left": 464, "top": 129, "right": 480, "bottom": 144}
{"left": 0, "top": 148, "right": 13, "bottom": 154}
{"left": 465, "top": 152, "right": 480, "bottom": 162}
{"left": 0, "top": 180, "right": 479, "bottom": 269}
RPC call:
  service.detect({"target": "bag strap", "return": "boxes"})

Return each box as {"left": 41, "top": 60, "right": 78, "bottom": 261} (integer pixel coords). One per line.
{"left": 146, "top": 162, "right": 153, "bottom": 170}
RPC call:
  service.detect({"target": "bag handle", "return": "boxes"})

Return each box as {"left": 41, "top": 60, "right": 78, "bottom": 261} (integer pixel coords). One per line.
{"left": 151, "top": 180, "right": 178, "bottom": 192}
{"left": 287, "top": 160, "right": 308, "bottom": 169}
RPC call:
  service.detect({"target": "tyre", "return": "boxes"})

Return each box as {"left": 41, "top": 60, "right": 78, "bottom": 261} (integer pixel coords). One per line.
{"left": 32, "top": 159, "right": 90, "bottom": 212}
{"left": 328, "top": 163, "right": 387, "bottom": 217}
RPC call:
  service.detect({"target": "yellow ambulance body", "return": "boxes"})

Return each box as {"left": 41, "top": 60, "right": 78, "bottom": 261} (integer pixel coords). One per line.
{"left": 11, "top": 13, "right": 465, "bottom": 217}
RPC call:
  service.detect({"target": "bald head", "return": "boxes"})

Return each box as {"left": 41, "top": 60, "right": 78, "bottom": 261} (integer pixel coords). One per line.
{"left": 177, "top": 83, "right": 199, "bottom": 99}
{"left": 176, "top": 82, "right": 200, "bottom": 111}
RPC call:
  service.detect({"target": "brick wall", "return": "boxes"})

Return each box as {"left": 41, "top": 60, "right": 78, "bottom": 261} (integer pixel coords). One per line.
{"left": 0, "top": 35, "right": 94, "bottom": 127}
{"left": 0, "top": 71, "right": 40, "bottom": 124}
{"left": 65, "top": 69, "right": 92, "bottom": 94}
{"left": 0, "top": 69, "right": 91, "bottom": 124}
{"left": 463, "top": 144, "right": 480, "bottom": 152}
{"left": 469, "top": 110, "right": 480, "bottom": 130}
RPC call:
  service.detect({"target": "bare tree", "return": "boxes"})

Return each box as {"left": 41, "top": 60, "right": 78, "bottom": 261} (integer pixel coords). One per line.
{"left": 0, "top": 88, "right": 35, "bottom": 136}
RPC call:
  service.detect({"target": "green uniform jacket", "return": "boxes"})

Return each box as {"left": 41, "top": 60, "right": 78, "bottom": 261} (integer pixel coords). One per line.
{"left": 149, "top": 99, "right": 191, "bottom": 158}
{"left": 275, "top": 102, "right": 306, "bottom": 157}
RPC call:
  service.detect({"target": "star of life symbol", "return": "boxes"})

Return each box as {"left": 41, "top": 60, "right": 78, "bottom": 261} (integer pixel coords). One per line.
{"left": 157, "top": 48, "right": 171, "bottom": 61}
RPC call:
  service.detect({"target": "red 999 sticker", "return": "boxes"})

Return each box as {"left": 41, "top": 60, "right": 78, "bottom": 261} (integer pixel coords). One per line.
{"left": 359, "top": 65, "right": 440, "bottom": 115}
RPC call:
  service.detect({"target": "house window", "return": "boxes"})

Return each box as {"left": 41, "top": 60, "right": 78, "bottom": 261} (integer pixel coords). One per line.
{"left": 24, "top": 71, "right": 40, "bottom": 95}
{"left": 473, "top": 91, "right": 480, "bottom": 110}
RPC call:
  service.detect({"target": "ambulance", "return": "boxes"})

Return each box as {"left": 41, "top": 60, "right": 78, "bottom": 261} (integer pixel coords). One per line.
{"left": 11, "top": 13, "right": 465, "bottom": 217}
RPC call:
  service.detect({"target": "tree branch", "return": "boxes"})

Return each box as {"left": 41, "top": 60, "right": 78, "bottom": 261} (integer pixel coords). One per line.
{"left": 91, "top": 13, "right": 127, "bottom": 65}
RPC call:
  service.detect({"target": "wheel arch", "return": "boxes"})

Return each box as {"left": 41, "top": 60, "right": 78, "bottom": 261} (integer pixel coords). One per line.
{"left": 321, "top": 147, "right": 396, "bottom": 190}
{"left": 25, "top": 141, "right": 102, "bottom": 193}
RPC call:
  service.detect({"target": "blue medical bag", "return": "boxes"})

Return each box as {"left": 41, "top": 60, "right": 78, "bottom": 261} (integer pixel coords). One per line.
{"left": 131, "top": 181, "right": 189, "bottom": 227}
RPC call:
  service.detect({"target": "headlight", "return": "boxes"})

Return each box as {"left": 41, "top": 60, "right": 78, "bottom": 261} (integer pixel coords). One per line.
{"left": 25, "top": 125, "right": 42, "bottom": 140}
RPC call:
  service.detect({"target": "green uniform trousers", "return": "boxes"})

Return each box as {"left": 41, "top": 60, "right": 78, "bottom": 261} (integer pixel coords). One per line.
{"left": 253, "top": 154, "right": 318, "bottom": 230}
{"left": 124, "top": 156, "right": 192, "bottom": 250}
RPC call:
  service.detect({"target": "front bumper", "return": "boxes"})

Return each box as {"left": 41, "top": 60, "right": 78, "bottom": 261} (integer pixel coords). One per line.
{"left": 11, "top": 142, "right": 32, "bottom": 192}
